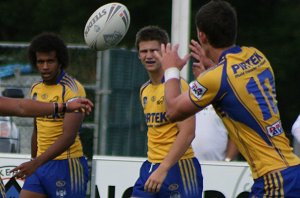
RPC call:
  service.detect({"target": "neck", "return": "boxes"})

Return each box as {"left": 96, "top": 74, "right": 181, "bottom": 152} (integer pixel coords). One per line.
{"left": 44, "top": 69, "right": 62, "bottom": 85}
{"left": 209, "top": 45, "right": 235, "bottom": 63}
{"left": 149, "top": 69, "right": 164, "bottom": 85}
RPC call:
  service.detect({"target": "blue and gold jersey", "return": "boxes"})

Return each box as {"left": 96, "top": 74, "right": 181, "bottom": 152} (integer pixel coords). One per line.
{"left": 189, "top": 46, "right": 300, "bottom": 179}
{"left": 140, "top": 78, "right": 194, "bottom": 163}
{"left": 30, "top": 71, "right": 85, "bottom": 160}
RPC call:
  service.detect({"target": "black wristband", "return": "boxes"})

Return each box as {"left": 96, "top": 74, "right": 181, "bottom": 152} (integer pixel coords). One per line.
{"left": 62, "top": 102, "right": 67, "bottom": 113}
{"left": 54, "top": 102, "right": 58, "bottom": 114}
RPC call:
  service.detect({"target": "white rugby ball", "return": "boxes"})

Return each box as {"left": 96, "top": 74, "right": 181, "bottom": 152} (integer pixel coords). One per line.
{"left": 84, "top": 3, "right": 130, "bottom": 51}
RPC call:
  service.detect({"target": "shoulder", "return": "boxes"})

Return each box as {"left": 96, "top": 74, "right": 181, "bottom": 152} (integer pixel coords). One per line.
{"left": 140, "top": 80, "right": 151, "bottom": 95}
{"left": 61, "top": 74, "right": 83, "bottom": 90}
{"left": 30, "top": 81, "right": 43, "bottom": 92}
{"left": 60, "top": 73, "right": 86, "bottom": 97}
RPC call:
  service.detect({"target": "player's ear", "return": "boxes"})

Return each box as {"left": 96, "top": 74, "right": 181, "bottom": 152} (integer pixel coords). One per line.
{"left": 137, "top": 52, "right": 142, "bottom": 60}
{"left": 198, "top": 31, "right": 208, "bottom": 45}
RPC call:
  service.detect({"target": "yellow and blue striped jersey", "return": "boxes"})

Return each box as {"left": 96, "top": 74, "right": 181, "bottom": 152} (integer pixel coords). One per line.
{"left": 189, "top": 46, "right": 300, "bottom": 179}
{"left": 140, "top": 77, "right": 194, "bottom": 163}
{"left": 30, "top": 71, "right": 85, "bottom": 160}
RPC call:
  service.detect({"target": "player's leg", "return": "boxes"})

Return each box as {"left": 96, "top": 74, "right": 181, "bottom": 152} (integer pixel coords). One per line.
{"left": 280, "top": 164, "right": 300, "bottom": 196}
{"left": 20, "top": 190, "right": 47, "bottom": 198}
{"left": 132, "top": 158, "right": 203, "bottom": 198}
{"left": 45, "top": 157, "right": 88, "bottom": 198}
{"left": 21, "top": 157, "right": 88, "bottom": 198}
{"left": 20, "top": 169, "right": 47, "bottom": 198}
{"left": 250, "top": 164, "right": 300, "bottom": 197}
{"left": 131, "top": 161, "right": 157, "bottom": 198}
{"left": 64, "top": 157, "right": 89, "bottom": 198}
{"left": 159, "top": 158, "right": 203, "bottom": 198}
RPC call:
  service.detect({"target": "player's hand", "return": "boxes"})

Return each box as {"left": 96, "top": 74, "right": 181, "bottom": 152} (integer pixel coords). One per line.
{"left": 154, "top": 43, "right": 190, "bottom": 71}
{"left": 66, "top": 98, "right": 94, "bottom": 115}
{"left": 192, "top": 62, "right": 206, "bottom": 78}
{"left": 189, "top": 39, "right": 214, "bottom": 77}
{"left": 144, "top": 166, "right": 168, "bottom": 193}
{"left": 10, "top": 159, "right": 40, "bottom": 179}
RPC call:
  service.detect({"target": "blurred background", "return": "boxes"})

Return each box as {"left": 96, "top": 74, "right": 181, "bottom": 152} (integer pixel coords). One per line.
{"left": 0, "top": 0, "right": 299, "bottom": 158}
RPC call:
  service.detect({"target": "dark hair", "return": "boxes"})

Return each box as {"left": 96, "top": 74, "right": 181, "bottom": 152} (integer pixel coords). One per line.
{"left": 28, "top": 32, "right": 69, "bottom": 69}
{"left": 135, "top": 26, "right": 169, "bottom": 50}
{"left": 195, "top": 0, "right": 237, "bottom": 48}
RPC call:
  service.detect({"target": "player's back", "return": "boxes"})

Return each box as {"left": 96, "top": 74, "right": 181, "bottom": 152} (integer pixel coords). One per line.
{"left": 215, "top": 46, "right": 300, "bottom": 178}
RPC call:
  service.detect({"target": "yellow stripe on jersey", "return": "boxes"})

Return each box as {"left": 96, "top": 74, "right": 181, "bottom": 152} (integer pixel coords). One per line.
{"left": 186, "top": 159, "right": 194, "bottom": 193}
{"left": 31, "top": 72, "right": 86, "bottom": 160}
{"left": 263, "top": 172, "right": 284, "bottom": 197}
{"left": 182, "top": 160, "right": 192, "bottom": 194}
{"left": 68, "top": 158, "right": 85, "bottom": 194}
{"left": 61, "top": 74, "right": 79, "bottom": 92}
{"left": 140, "top": 78, "right": 194, "bottom": 163}
{"left": 178, "top": 160, "right": 188, "bottom": 195}
{"left": 189, "top": 46, "right": 300, "bottom": 179}
{"left": 186, "top": 159, "right": 198, "bottom": 195}
{"left": 178, "top": 159, "right": 199, "bottom": 197}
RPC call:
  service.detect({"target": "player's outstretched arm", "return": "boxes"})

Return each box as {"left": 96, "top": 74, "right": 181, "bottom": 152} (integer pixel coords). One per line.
{"left": 0, "top": 97, "right": 93, "bottom": 117}
{"left": 154, "top": 43, "right": 198, "bottom": 122}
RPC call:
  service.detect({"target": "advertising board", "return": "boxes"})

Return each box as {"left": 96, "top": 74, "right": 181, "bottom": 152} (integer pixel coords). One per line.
{"left": 91, "top": 155, "right": 253, "bottom": 198}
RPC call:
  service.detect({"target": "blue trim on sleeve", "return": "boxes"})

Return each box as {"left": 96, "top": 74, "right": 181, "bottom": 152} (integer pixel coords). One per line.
{"left": 56, "top": 70, "right": 65, "bottom": 84}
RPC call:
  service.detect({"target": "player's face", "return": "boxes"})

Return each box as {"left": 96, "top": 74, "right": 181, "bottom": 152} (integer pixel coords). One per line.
{"left": 138, "top": 40, "right": 162, "bottom": 72}
{"left": 36, "top": 51, "right": 61, "bottom": 84}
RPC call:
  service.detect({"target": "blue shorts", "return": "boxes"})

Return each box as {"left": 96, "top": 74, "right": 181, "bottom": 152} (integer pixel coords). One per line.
{"left": 249, "top": 164, "right": 300, "bottom": 197}
{"left": 132, "top": 158, "right": 203, "bottom": 198}
{"left": 23, "top": 157, "right": 88, "bottom": 198}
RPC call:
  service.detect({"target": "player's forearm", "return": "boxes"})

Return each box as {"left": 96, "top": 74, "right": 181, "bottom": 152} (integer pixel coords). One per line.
{"left": 31, "top": 125, "right": 38, "bottom": 158}
{"left": 225, "top": 138, "right": 239, "bottom": 161}
{"left": 159, "top": 116, "right": 195, "bottom": 171}
{"left": 33, "top": 113, "right": 84, "bottom": 167}
{"left": 17, "top": 99, "right": 66, "bottom": 117}
{"left": 34, "top": 134, "right": 76, "bottom": 167}
{"left": 164, "top": 79, "right": 183, "bottom": 122}
{"left": 159, "top": 139, "right": 194, "bottom": 171}
{"left": 0, "top": 97, "right": 64, "bottom": 117}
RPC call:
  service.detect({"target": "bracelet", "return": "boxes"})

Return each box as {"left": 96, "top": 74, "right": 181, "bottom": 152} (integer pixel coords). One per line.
{"left": 54, "top": 102, "right": 58, "bottom": 114}
{"left": 164, "top": 67, "right": 180, "bottom": 81}
{"left": 62, "top": 103, "right": 67, "bottom": 113}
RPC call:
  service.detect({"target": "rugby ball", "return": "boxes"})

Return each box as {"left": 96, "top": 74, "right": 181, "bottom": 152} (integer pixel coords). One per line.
{"left": 84, "top": 3, "right": 130, "bottom": 51}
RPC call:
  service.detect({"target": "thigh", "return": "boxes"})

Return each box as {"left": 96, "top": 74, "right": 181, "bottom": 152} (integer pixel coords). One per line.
{"left": 22, "top": 171, "right": 46, "bottom": 196}
{"left": 131, "top": 161, "right": 157, "bottom": 198}
{"left": 281, "top": 164, "right": 300, "bottom": 197}
{"left": 250, "top": 164, "right": 300, "bottom": 198}
{"left": 160, "top": 158, "right": 203, "bottom": 198}
{"left": 20, "top": 190, "right": 47, "bottom": 198}
{"left": 23, "top": 157, "right": 89, "bottom": 198}
{"left": 132, "top": 159, "right": 203, "bottom": 198}
{"left": 49, "top": 157, "right": 89, "bottom": 198}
